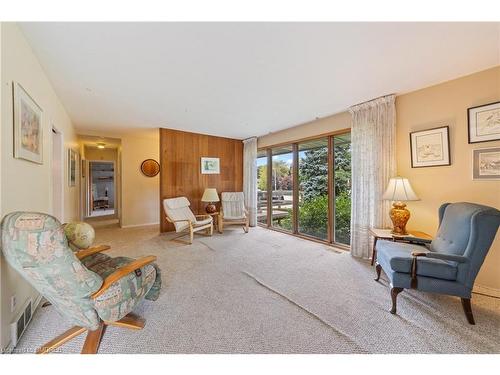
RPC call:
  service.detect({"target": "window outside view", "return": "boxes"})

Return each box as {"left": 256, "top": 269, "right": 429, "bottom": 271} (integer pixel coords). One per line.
{"left": 257, "top": 132, "right": 351, "bottom": 246}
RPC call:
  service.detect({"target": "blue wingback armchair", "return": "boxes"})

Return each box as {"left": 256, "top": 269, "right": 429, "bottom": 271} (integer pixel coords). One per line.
{"left": 1, "top": 212, "right": 161, "bottom": 353}
{"left": 374, "top": 202, "right": 500, "bottom": 324}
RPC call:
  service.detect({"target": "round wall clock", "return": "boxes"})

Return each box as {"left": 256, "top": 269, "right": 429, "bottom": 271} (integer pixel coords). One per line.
{"left": 140, "top": 159, "right": 160, "bottom": 177}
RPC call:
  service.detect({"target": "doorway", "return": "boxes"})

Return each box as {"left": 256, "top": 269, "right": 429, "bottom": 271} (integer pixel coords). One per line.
{"left": 51, "top": 127, "right": 64, "bottom": 221}
{"left": 88, "top": 161, "right": 115, "bottom": 217}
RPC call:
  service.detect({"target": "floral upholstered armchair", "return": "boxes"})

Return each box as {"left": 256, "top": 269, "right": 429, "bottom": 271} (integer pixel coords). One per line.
{"left": 0, "top": 212, "right": 161, "bottom": 354}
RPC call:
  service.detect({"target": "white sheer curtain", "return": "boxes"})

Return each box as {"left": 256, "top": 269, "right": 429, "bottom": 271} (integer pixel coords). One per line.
{"left": 349, "top": 95, "right": 396, "bottom": 258}
{"left": 243, "top": 137, "right": 257, "bottom": 226}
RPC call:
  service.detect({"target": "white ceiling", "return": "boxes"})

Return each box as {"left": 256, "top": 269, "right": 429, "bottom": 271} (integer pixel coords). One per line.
{"left": 20, "top": 22, "right": 500, "bottom": 139}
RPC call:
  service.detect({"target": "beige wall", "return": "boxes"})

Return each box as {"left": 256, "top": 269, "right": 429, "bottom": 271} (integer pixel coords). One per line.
{"left": 256, "top": 66, "right": 500, "bottom": 293}
{"left": 78, "top": 128, "right": 160, "bottom": 228}
{"left": 85, "top": 146, "right": 118, "bottom": 161}
{"left": 121, "top": 129, "right": 160, "bottom": 227}
{"left": 397, "top": 66, "right": 500, "bottom": 293}
{"left": 0, "top": 23, "right": 80, "bottom": 350}
{"left": 258, "top": 111, "right": 351, "bottom": 148}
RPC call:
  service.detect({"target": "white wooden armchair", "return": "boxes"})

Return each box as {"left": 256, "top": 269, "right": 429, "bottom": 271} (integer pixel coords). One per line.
{"left": 218, "top": 192, "right": 249, "bottom": 234}
{"left": 163, "top": 197, "right": 213, "bottom": 244}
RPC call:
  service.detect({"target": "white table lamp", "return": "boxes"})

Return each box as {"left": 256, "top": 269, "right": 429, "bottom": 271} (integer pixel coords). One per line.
{"left": 201, "top": 188, "right": 220, "bottom": 214}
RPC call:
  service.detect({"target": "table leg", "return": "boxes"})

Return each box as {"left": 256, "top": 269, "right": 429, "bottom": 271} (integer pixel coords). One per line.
{"left": 371, "top": 237, "right": 378, "bottom": 266}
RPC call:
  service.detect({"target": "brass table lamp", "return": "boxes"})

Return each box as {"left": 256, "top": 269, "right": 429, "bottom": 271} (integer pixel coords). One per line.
{"left": 382, "top": 177, "right": 420, "bottom": 235}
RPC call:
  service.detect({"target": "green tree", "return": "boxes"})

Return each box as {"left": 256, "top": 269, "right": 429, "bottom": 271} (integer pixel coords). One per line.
{"left": 299, "top": 147, "right": 328, "bottom": 202}
{"left": 270, "top": 159, "right": 292, "bottom": 191}
{"left": 295, "top": 141, "right": 351, "bottom": 244}
{"left": 333, "top": 142, "right": 351, "bottom": 196}
{"left": 257, "top": 164, "right": 267, "bottom": 191}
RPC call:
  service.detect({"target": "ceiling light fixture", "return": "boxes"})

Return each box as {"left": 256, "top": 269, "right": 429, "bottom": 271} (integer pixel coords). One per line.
{"left": 97, "top": 142, "right": 105, "bottom": 149}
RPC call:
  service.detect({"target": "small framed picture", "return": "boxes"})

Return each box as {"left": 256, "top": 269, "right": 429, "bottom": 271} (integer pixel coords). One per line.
{"left": 468, "top": 101, "right": 500, "bottom": 144}
{"left": 410, "top": 126, "right": 451, "bottom": 168}
{"left": 472, "top": 147, "right": 500, "bottom": 180}
{"left": 201, "top": 157, "right": 220, "bottom": 174}
{"left": 68, "top": 149, "right": 77, "bottom": 186}
{"left": 13, "top": 82, "right": 43, "bottom": 164}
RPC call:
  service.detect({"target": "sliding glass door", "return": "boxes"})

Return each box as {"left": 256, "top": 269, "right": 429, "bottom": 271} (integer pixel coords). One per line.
{"left": 271, "top": 146, "right": 294, "bottom": 231}
{"left": 298, "top": 138, "right": 328, "bottom": 240}
{"left": 257, "top": 131, "right": 351, "bottom": 248}
{"left": 257, "top": 149, "right": 269, "bottom": 225}
{"left": 333, "top": 133, "right": 352, "bottom": 245}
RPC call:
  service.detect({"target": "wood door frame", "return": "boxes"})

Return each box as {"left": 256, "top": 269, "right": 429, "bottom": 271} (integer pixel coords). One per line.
{"left": 51, "top": 125, "right": 65, "bottom": 222}
{"left": 86, "top": 160, "right": 116, "bottom": 218}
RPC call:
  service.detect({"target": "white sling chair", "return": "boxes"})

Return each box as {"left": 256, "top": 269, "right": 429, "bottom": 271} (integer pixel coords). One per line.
{"left": 163, "top": 197, "right": 213, "bottom": 244}
{"left": 218, "top": 192, "right": 249, "bottom": 234}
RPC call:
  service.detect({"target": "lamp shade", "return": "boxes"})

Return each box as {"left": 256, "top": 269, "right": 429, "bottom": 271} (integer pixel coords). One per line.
{"left": 201, "top": 188, "right": 220, "bottom": 202}
{"left": 382, "top": 177, "right": 419, "bottom": 201}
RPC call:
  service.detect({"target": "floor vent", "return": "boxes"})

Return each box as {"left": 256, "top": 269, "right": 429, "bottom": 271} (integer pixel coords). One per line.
{"left": 10, "top": 299, "right": 33, "bottom": 347}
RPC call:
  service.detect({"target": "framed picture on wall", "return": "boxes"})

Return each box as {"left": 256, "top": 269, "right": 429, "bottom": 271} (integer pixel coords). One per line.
{"left": 472, "top": 147, "right": 500, "bottom": 180}
{"left": 68, "top": 149, "right": 77, "bottom": 186}
{"left": 468, "top": 101, "right": 500, "bottom": 144}
{"left": 13, "top": 82, "right": 43, "bottom": 164}
{"left": 410, "top": 126, "right": 451, "bottom": 168}
{"left": 201, "top": 157, "right": 220, "bottom": 174}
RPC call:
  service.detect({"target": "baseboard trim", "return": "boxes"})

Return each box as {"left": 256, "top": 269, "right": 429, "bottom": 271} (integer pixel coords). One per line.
{"left": 473, "top": 284, "right": 500, "bottom": 298}
{"left": 121, "top": 222, "right": 160, "bottom": 229}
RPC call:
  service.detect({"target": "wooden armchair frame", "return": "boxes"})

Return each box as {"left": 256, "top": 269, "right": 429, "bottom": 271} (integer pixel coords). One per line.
{"left": 38, "top": 245, "right": 157, "bottom": 354}
{"left": 165, "top": 214, "right": 213, "bottom": 244}
{"left": 218, "top": 207, "right": 249, "bottom": 234}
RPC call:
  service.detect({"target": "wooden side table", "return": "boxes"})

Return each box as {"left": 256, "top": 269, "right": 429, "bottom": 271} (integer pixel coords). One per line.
{"left": 369, "top": 228, "right": 432, "bottom": 266}
{"left": 201, "top": 212, "right": 219, "bottom": 231}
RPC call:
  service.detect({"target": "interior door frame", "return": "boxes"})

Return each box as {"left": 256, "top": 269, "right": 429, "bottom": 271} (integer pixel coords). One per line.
{"left": 50, "top": 125, "right": 65, "bottom": 222}
{"left": 86, "top": 160, "right": 117, "bottom": 218}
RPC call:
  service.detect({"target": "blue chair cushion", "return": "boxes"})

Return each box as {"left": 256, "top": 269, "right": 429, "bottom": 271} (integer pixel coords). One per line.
{"left": 376, "top": 241, "right": 458, "bottom": 281}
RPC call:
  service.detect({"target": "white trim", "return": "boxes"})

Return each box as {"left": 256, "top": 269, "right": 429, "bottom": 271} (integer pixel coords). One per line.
{"left": 50, "top": 125, "right": 65, "bottom": 222}
{"left": 473, "top": 284, "right": 500, "bottom": 298}
{"left": 86, "top": 160, "right": 117, "bottom": 218}
{"left": 121, "top": 222, "right": 160, "bottom": 229}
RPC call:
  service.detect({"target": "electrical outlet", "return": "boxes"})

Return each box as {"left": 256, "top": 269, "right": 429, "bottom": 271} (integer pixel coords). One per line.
{"left": 10, "top": 295, "right": 16, "bottom": 313}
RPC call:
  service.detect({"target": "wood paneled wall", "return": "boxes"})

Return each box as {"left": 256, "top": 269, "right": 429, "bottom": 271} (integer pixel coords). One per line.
{"left": 159, "top": 128, "right": 243, "bottom": 232}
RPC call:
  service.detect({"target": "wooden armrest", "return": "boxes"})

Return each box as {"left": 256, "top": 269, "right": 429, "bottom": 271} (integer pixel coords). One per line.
{"left": 195, "top": 214, "right": 211, "bottom": 219}
{"left": 91, "top": 255, "right": 157, "bottom": 299}
{"left": 75, "top": 245, "right": 111, "bottom": 260}
{"left": 166, "top": 217, "right": 191, "bottom": 223}
{"left": 411, "top": 251, "right": 428, "bottom": 257}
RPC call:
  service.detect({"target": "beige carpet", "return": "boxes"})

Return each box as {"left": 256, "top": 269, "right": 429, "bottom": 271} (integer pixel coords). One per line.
{"left": 15, "top": 225, "right": 500, "bottom": 354}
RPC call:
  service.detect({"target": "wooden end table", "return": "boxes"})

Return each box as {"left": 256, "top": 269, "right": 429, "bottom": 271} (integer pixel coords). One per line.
{"left": 201, "top": 212, "right": 219, "bottom": 231}
{"left": 369, "top": 228, "right": 432, "bottom": 266}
